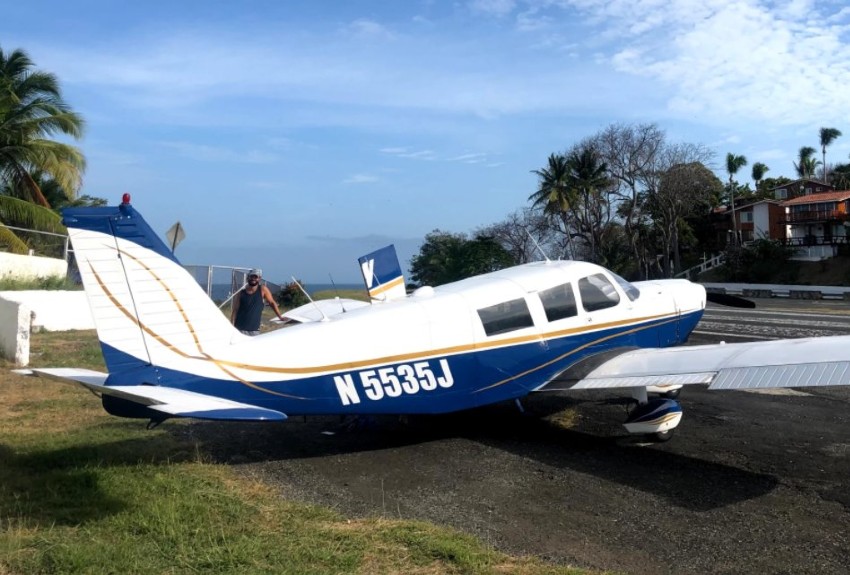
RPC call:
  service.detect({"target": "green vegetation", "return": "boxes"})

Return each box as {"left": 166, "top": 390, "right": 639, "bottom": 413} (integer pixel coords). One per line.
{"left": 0, "top": 275, "right": 80, "bottom": 291}
{"left": 410, "top": 230, "right": 514, "bottom": 286}
{"left": 719, "top": 240, "right": 797, "bottom": 283}
{"left": 0, "top": 331, "right": 590, "bottom": 574}
{"left": 0, "top": 46, "right": 87, "bottom": 254}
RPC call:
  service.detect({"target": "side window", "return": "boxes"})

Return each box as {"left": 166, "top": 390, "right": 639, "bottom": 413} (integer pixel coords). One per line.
{"left": 539, "top": 283, "right": 577, "bottom": 322}
{"left": 477, "top": 298, "right": 534, "bottom": 336}
{"left": 578, "top": 274, "right": 620, "bottom": 312}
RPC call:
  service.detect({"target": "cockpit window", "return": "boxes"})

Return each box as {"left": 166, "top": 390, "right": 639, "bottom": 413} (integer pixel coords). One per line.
{"left": 578, "top": 273, "right": 620, "bottom": 312}
{"left": 539, "top": 282, "right": 578, "bottom": 322}
{"left": 611, "top": 272, "right": 640, "bottom": 302}
{"left": 477, "top": 298, "right": 534, "bottom": 336}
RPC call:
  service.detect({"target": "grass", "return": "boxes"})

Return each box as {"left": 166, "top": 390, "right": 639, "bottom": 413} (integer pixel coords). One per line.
{"left": 0, "top": 331, "right": 594, "bottom": 575}
{"left": 0, "top": 276, "right": 81, "bottom": 291}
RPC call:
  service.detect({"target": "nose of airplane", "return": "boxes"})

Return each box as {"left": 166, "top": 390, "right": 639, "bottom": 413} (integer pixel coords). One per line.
{"left": 676, "top": 280, "right": 707, "bottom": 313}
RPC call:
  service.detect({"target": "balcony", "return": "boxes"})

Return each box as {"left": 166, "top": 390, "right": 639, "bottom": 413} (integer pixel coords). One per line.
{"left": 780, "top": 209, "right": 848, "bottom": 224}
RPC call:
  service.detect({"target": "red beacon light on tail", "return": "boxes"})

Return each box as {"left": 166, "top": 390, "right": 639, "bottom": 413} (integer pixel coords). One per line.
{"left": 122, "top": 193, "right": 131, "bottom": 204}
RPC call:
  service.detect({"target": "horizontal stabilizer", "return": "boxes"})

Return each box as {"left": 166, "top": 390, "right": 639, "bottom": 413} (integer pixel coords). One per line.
{"left": 280, "top": 297, "right": 370, "bottom": 323}
{"left": 17, "top": 368, "right": 287, "bottom": 422}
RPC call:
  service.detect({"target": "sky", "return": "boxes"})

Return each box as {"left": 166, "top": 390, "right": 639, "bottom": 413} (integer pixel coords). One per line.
{"left": 4, "top": 0, "right": 850, "bottom": 283}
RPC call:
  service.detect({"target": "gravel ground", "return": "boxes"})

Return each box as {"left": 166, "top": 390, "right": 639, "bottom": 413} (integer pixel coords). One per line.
{"left": 188, "top": 384, "right": 850, "bottom": 575}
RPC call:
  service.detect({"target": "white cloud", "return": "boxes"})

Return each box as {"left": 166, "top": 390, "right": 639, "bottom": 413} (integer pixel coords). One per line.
{"left": 343, "top": 174, "right": 380, "bottom": 184}
{"left": 346, "top": 18, "right": 395, "bottom": 40}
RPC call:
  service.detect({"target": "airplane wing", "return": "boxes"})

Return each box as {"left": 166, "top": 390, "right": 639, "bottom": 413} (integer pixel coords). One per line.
{"left": 566, "top": 335, "right": 850, "bottom": 391}
{"left": 15, "top": 368, "right": 287, "bottom": 421}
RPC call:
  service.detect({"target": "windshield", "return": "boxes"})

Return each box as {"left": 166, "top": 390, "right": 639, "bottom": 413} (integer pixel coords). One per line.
{"left": 611, "top": 272, "right": 640, "bottom": 302}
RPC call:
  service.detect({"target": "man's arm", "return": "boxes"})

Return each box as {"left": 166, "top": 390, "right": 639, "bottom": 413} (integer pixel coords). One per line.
{"left": 230, "top": 291, "right": 240, "bottom": 324}
{"left": 262, "top": 285, "right": 286, "bottom": 321}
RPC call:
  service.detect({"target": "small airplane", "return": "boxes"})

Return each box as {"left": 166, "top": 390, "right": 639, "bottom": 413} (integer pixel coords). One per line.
{"left": 18, "top": 195, "right": 850, "bottom": 441}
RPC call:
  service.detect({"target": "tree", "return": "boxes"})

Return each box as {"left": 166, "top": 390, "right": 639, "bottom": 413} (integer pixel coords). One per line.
{"left": 651, "top": 158, "right": 723, "bottom": 275}
{"left": 725, "top": 153, "right": 747, "bottom": 245}
{"left": 528, "top": 154, "right": 577, "bottom": 259}
{"left": 477, "top": 208, "right": 560, "bottom": 264}
{"left": 594, "top": 122, "right": 665, "bottom": 277}
{"left": 830, "top": 162, "right": 850, "bottom": 189}
{"left": 819, "top": 127, "right": 842, "bottom": 183}
{"left": 751, "top": 162, "right": 769, "bottom": 196}
{"left": 563, "top": 144, "right": 611, "bottom": 264}
{"left": 409, "top": 230, "right": 514, "bottom": 287}
{"left": 793, "top": 146, "right": 820, "bottom": 179}
{"left": 0, "top": 46, "right": 85, "bottom": 251}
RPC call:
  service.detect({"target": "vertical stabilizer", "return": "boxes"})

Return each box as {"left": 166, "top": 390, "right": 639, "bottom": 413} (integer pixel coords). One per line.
{"left": 63, "top": 197, "right": 240, "bottom": 376}
{"left": 357, "top": 245, "right": 406, "bottom": 302}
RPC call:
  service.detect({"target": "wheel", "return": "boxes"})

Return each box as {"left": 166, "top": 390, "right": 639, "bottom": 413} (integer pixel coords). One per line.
{"left": 652, "top": 429, "right": 675, "bottom": 442}
{"left": 663, "top": 388, "right": 681, "bottom": 399}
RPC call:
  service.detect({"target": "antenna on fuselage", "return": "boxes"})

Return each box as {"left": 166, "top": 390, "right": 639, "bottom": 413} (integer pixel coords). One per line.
{"left": 291, "top": 276, "right": 330, "bottom": 322}
{"left": 328, "top": 273, "right": 350, "bottom": 313}
{"left": 525, "top": 229, "right": 551, "bottom": 263}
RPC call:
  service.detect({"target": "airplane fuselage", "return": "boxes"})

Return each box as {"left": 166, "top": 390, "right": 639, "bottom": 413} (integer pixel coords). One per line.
{"left": 102, "top": 259, "right": 706, "bottom": 418}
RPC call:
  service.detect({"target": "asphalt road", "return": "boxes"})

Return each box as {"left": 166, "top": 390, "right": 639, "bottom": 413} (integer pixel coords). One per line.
{"left": 191, "top": 298, "right": 850, "bottom": 575}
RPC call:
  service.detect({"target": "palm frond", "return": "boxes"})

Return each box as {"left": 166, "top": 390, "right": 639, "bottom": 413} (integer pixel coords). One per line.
{"left": 0, "top": 223, "right": 30, "bottom": 254}
{"left": 0, "top": 195, "right": 65, "bottom": 232}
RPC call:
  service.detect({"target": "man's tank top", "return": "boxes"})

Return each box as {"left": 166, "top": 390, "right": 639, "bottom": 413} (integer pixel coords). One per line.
{"left": 234, "top": 288, "right": 264, "bottom": 331}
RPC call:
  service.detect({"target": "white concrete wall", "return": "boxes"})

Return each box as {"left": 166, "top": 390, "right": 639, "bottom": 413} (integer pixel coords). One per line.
{"left": 0, "top": 291, "right": 94, "bottom": 366}
{"left": 0, "top": 251, "right": 67, "bottom": 280}
{"left": 0, "top": 291, "right": 94, "bottom": 331}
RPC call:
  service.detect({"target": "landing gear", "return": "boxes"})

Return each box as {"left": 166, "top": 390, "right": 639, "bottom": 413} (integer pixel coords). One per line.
{"left": 663, "top": 388, "right": 681, "bottom": 399}
{"left": 652, "top": 429, "right": 675, "bottom": 442}
{"left": 623, "top": 393, "right": 682, "bottom": 439}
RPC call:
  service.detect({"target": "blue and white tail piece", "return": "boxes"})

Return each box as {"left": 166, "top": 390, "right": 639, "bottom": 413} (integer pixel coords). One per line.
{"left": 358, "top": 244, "right": 406, "bottom": 302}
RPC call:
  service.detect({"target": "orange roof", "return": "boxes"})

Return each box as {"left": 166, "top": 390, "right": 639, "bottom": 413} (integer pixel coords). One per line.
{"left": 781, "top": 190, "right": 850, "bottom": 206}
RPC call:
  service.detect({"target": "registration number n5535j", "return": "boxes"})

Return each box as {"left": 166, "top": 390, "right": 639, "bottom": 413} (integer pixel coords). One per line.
{"left": 333, "top": 358, "right": 454, "bottom": 406}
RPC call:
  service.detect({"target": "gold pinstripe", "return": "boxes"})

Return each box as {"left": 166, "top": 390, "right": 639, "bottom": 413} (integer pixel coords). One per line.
{"left": 369, "top": 276, "right": 404, "bottom": 297}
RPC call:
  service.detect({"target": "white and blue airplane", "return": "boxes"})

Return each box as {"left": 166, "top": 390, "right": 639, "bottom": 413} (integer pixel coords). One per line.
{"left": 21, "top": 196, "right": 850, "bottom": 441}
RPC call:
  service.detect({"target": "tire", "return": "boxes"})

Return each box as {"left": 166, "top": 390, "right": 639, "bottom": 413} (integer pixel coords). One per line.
{"left": 653, "top": 429, "right": 675, "bottom": 442}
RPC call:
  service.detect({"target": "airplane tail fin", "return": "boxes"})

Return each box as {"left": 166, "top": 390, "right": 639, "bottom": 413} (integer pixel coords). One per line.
{"left": 63, "top": 196, "right": 239, "bottom": 377}
{"left": 357, "top": 245, "right": 406, "bottom": 302}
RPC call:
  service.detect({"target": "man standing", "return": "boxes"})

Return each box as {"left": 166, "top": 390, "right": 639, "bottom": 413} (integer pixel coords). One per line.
{"left": 231, "top": 268, "right": 285, "bottom": 336}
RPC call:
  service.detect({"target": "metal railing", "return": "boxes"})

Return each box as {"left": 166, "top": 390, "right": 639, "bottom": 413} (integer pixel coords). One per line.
{"left": 781, "top": 209, "right": 848, "bottom": 223}
{"left": 1, "top": 224, "right": 70, "bottom": 259}
{"left": 674, "top": 253, "right": 725, "bottom": 279}
{"left": 184, "top": 265, "right": 282, "bottom": 306}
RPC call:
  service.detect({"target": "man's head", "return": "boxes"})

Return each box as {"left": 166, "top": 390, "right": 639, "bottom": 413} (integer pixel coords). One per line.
{"left": 247, "top": 268, "right": 262, "bottom": 285}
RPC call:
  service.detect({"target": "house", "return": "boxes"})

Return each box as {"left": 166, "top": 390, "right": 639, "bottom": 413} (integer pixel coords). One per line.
{"left": 733, "top": 199, "right": 785, "bottom": 243}
{"left": 779, "top": 190, "right": 850, "bottom": 259}
{"left": 710, "top": 198, "right": 785, "bottom": 247}
{"left": 771, "top": 178, "right": 834, "bottom": 201}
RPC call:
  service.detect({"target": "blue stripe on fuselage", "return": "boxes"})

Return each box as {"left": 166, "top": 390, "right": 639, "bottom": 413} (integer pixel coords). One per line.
{"left": 98, "top": 309, "right": 703, "bottom": 417}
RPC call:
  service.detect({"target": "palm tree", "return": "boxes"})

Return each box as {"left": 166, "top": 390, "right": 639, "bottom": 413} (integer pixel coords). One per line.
{"left": 751, "top": 162, "right": 769, "bottom": 195}
{"left": 0, "top": 45, "right": 85, "bottom": 251}
{"left": 793, "top": 146, "right": 820, "bottom": 179}
{"left": 565, "top": 146, "right": 609, "bottom": 263}
{"left": 819, "top": 127, "right": 842, "bottom": 183}
{"left": 529, "top": 153, "right": 578, "bottom": 259}
{"left": 725, "top": 153, "right": 747, "bottom": 244}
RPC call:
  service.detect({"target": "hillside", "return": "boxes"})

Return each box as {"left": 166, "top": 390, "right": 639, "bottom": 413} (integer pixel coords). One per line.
{"left": 701, "top": 255, "right": 850, "bottom": 286}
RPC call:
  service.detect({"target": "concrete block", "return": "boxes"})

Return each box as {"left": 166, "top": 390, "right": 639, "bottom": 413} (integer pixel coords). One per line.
{"left": 0, "top": 298, "right": 31, "bottom": 366}
{"left": 789, "top": 290, "right": 822, "bottom": 300}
